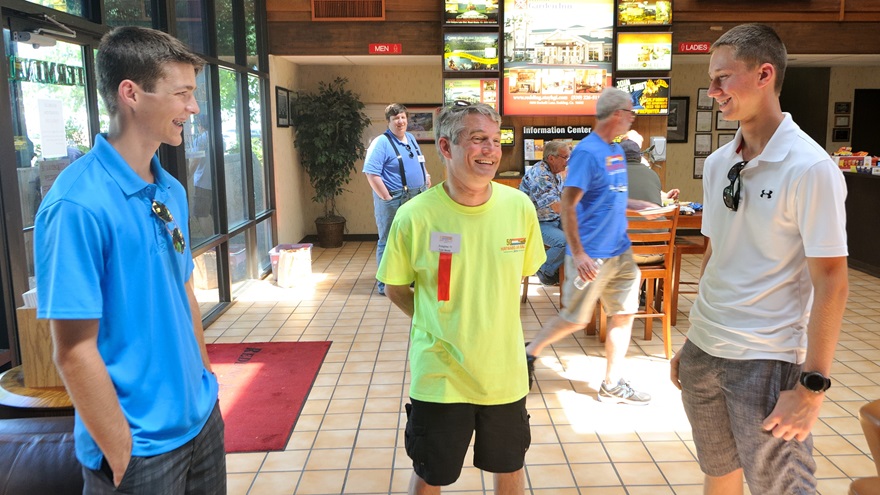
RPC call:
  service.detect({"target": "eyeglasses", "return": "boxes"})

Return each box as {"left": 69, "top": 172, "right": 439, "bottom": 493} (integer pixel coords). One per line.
{"left": 552, "top": 154, "right": 570, "bottom": 161}
{"left": 618, "top": 108, "right": 637, "bottom": 117}
{"left": 402, "top": 143, "right": 414, "bottom": 159}
{"left": 452, "top": 100, "right": 472, "bottom": 107}
{"left": 151, "top": 199, "right": 186, "bottom": 253}
{"left": 722, "top": 161, "right": 748, "bottom": 211}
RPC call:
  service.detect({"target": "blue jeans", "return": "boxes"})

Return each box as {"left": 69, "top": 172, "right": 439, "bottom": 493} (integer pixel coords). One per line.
{"left": 537, "top": 218, "right": 565, "bottom": 282}
{"left": 374, "top": 187, "right": 425, "bottom": 292}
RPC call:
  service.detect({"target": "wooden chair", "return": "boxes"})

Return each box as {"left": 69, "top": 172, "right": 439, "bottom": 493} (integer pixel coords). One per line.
{"left": 850, "top": 400, "right": 880, "bottom": 494}
{"left": 588, "top": 206, "right": 680, "bottom": 359}
{"left": 522, "top": 244, "right": 564, "bottom": 307}
{"left": 670, "top": 235, "right": 707, "bottom": 326}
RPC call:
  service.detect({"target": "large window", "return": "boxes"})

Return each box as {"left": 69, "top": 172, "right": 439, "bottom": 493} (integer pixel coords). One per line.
{"left": 0, "top": 0, "right": 273, "bottom": 369}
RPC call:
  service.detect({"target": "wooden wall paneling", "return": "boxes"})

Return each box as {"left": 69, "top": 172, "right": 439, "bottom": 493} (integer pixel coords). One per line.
{"left": 672, "top": 22, "right": 880, "bottom": 55}
{"left": 269, "top": 22, "right": 441, "bottom": 55}
{"left": 673, "top": 0, "right": 839, "bottom": 14}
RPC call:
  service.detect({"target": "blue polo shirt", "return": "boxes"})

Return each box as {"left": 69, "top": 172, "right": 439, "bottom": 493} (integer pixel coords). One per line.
{"left": 362, "top": 131, "right": 426, "bottom": 192}
{"left": 564, "top": 132, "right": 631, "bottom": 258}
{"left": 34, "top": 134, "right": 218, "bottom": 470}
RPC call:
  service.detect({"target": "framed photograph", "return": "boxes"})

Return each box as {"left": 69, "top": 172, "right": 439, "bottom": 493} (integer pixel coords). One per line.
{"left": 276, "top": 87, "right": 289, "bottom": 127}
{"left": 834, "top": 101, "right": 851, "bottom": 115}
{"left": 443, "top": 32, "right": 499, "bottom": 72}
{"left": 694, "top": 133, "right": 712, "bottom": 156}
{"left": 834, "top": 115, "right": 850, "bottom": 127}
{"left": 832, "top": 127, "right": 851, "bottom": 142}
{"left": 695, "top": 111, "right": 712, "bottom": 132}
{"left": 716, "top": 111, "right": 739, "bottom": 130}
{"left": 717, "top": 133, "right": 735, "bottom": 149}
{"left": 666, "top": 97, "right": 689, "bottom": 143}
{"left": 405, "top": 104, "right": 440, "bottom": 144}
{"left": 694, "top": 157, "right": 706, "bottom": 179}
{"left": 697, "top": 88, "right": 713, "bottom": 110}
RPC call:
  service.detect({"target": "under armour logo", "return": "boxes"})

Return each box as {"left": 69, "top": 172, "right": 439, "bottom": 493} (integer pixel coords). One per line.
{"left": 760, "top": 190, "right": 773, "bottom": 199}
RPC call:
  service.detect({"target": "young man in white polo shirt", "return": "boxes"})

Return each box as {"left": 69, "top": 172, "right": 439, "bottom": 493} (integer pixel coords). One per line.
{"left": 670, "top": 23, "right": 849, "bottom": 494}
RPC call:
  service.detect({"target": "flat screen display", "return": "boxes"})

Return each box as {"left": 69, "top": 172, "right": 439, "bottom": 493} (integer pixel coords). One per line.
{"left": 502, "top": 0, "right": 614, "bottom": 115}
{"left": 615, "top": 77, "right": 670, "bottom": 114}
{"left": 443, "top": 33, "right": 500, "bottom": 72}
{"left": 616, "top": 32, "right": 673, "bottom": 72}
{"left": 444, "top": 0, "right": 499, "bottom": 24}
{"left": 617, "top": 0, "right": 672, "bottom": 26}
{"left": 500, "top": 126, "right": 514, "bottom": 146}
{"left": 443, "top": 78, "right": 499, "bottom": 109}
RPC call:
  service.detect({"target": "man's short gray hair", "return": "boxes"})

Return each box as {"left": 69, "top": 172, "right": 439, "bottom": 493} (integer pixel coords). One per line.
{"left": 543, "top": 141, "right": 570, "bottom": 159}
{"left": 596, "top": 87, "right": 632, "bottom": 121}
{"left": 434, "top": 103, "right": 502, "bottom": 159}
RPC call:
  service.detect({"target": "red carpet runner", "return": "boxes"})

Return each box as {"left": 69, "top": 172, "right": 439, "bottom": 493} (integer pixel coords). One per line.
{"left": 207, "top": 341, "right": 331, "bottom": 453}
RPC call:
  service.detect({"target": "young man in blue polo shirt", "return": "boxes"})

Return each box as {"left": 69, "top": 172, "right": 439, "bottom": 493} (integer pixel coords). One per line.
{"left": 34, "top": 26, "right": 224, "bottom": 493}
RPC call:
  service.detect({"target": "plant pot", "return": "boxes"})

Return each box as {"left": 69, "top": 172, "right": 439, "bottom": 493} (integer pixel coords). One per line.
{"left": 315, "top": 216, "right": 345, "bottom": 248}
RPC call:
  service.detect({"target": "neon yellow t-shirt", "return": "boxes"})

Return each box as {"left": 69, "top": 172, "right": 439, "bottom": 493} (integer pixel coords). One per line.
{"left": 377, "top": 182, "right": 545, "bottom": 405}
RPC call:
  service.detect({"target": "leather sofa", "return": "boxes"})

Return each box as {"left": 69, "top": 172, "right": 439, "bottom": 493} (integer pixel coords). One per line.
{"left": 0, "top": 416, "right": 82, "bottom": 494}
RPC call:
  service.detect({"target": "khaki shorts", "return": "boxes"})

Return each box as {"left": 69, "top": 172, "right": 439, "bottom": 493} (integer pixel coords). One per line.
{"left": 558, "top": 249, "right": 640, "bottom": 325}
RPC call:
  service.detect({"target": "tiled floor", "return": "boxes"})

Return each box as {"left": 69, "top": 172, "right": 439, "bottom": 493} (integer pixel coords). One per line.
{"left": 205, "top": 241, "right": 880, "bottom": 494}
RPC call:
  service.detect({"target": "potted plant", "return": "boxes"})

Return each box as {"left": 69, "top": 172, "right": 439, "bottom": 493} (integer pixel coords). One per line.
{"left": 289, "top": 77, "right": 371, "bottom": 248}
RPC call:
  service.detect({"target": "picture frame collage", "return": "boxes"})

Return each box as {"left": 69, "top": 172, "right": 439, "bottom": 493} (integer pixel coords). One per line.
{"left": 832, "top": 101, "right": 851, "bottom": 142}
{"left": 690, "top": 87, "right": 738, "bottom": 178}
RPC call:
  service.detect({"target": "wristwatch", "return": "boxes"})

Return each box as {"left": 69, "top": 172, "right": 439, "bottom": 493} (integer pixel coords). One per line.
{"left": 799, "top": 371, "right": 832, "bottom": 393}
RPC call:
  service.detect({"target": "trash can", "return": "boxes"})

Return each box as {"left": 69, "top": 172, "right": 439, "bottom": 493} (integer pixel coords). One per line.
{"left": 269, "top": 244, "right": 313, "bottom": 288}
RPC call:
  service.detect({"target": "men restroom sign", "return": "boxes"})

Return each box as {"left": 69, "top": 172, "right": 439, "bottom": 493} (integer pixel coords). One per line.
{"left": 369, "top": 43, "right": 402, "bottom": 54}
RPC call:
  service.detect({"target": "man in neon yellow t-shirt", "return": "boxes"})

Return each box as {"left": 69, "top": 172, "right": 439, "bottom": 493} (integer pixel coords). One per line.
{"left": 378, "top": 102, "right": 545, "bottom": 494}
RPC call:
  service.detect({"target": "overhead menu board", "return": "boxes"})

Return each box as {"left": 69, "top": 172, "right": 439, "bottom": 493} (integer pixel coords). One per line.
{"left": 502, "top": 0, "right": 614, "bottom": 116}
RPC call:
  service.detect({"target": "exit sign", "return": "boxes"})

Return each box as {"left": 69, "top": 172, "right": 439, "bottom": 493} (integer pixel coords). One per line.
{"left": 369, "top": 43, "right": 402, "bottom": 54}
{"left": 678, "top": 42, "right": 711, "bottom": 54}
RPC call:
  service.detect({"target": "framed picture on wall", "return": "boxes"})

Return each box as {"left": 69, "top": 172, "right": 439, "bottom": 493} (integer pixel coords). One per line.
{"left": 717, "top": 133, "right": 735, "bottom": 149}
{"left": 404, "top": 104, "right": 441, "bottom": 143}
{"left": 667, "top": 97, "right": 689, "bottom": 143}
{"left": 276, "top": 87, "right": 289, "bottom": 127}
{"left": 832, "top": 127, "right": 851, "bottom": 142}
{"left": 697, "top": 88, "right": 713, "bottom": 110}
{"left": 694, "top": 157, "right": 706, "bottom": 179}
{"left": 716, "top": 111, "right": 739, "bottom": 130}
{"left": 834, "top": 115, "right": 850, "bottom": 127}
{"left": 694, "top": 134, "right": 712, "bottom": 156}
{"left": 834, "top": 101, "right": 851, "bottom": 114}
{"left": 695, "top": 111, "right": 712, "bottom": 132}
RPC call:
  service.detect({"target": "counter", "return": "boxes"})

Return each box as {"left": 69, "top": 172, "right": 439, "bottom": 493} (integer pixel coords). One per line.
{"left": 844, "top": 172, "right": 880, "bottom": 277}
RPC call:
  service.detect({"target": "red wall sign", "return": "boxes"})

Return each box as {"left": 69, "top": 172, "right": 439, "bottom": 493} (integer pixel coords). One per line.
{"left": 369, "top": 43, "right": 402, "bottom": 54}
{"left": 678, "top": 42, "right": 711, "bottom": 54}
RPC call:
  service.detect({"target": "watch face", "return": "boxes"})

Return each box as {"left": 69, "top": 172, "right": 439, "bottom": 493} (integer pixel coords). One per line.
{"left": 802, "top": 372, "right": 829, "bottom": 392}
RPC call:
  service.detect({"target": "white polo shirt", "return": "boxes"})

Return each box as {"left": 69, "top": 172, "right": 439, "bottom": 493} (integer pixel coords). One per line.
{"left": 688, "top": 114, "right": 848, "bottom": 364}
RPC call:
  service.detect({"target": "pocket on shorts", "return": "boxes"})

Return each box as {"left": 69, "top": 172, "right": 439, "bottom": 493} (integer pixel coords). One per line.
{"left": 521, "top": 408, "right": 532, "bottom": 454}
{"left": 404, "top": 403, "right": 427, "bottom": 463}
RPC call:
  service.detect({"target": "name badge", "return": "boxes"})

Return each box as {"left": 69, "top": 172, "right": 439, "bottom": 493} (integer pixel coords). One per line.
{"left": 430, "top": 232, "right": 461, "bottom": 253}
{"left": 418, "top": 155, "right": 426, "bottom": 163}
